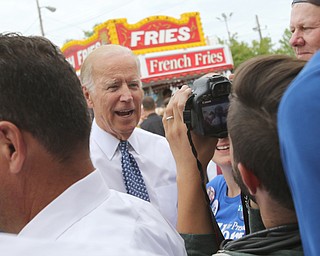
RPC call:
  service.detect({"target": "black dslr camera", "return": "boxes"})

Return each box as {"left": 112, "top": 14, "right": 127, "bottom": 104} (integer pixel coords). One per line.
{"left": 183, "top": 74, "right": 231, "bottom": 138}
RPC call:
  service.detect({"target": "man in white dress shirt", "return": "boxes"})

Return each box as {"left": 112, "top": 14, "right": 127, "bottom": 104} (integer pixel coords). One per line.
{"left": 0, "top": 33, "right": 186, "bottom": 256}
{"left": 80, "top": 44, "right": 178, "bottom": 226}
{"left": 0, "top": 234, "right": 165, "bottom": 256}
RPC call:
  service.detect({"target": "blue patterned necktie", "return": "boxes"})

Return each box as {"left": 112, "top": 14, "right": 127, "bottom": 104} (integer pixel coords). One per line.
{"left": 118, "top": 140, "right": 150, "bottom": 202}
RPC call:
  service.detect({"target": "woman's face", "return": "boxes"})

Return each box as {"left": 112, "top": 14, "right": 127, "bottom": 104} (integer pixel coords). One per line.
{"left": 212, "top": 137, "right": 231, "bottom": 168}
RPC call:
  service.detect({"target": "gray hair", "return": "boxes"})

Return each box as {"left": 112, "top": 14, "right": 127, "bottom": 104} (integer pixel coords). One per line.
{"left": 80, "top": 44, "right": 141, "bottom": 93}
{"left": 80, "top": 61, "right": 95, "bottom": 92}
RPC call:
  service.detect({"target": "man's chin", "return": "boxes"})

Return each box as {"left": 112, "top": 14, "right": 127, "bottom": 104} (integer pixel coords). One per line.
{"left": 296, "top": 53, "right": 313, "bottom": 61}
{"left": 108, "top": 125, "right": 136, "bottom": 141}
{"left": 121, "top": 126, "right": 136, "bottom": 137}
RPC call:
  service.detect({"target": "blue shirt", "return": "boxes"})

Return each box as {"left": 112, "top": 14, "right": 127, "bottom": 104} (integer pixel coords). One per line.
{"left": 206, "top": 175, "right": 245, "bottom": 240}
{"left": 278, "top": 51, "right": 320, "bottom": 256}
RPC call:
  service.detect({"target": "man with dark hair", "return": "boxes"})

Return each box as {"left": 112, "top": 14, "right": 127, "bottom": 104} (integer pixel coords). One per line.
{"left": 0, "top": 33, "right": 186, "bottom": 255}
{"left": 163, "top": 55, "right": 305, "bottom": 255}
{"left": 140, "top": 96, "right": 165, "bottom": 136}
{"left": 157, "top": 88, "right": 172, "bottom": 107}
{"left": 290, "top": 0, "right": 320, "bottom": 60}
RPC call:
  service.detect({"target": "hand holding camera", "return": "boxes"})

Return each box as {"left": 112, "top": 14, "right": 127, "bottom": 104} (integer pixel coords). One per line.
{"left": 183, "top": 74, "right": 231, "bottom": 138}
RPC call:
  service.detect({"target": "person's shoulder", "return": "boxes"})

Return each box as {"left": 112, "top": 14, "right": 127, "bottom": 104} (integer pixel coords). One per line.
{"left": 108, "top": 188, "right": 165, "bottom": 217}
{"left": 140, "top": 116, "right": 151, "bottom": 126}
{"left": 0, "top": 233, "right": 164, "bottom": 256}
{"left": 108, "top": 188, "right": 150, "bottom": 206}
{"left": 107, "top": 189, "right": 182, "bottom": 237}
{"left": 207, "top": 160, "right": 218, "bottom": 182}
{"left": 132, "top": 128, "right": 173, "bottom": 160}
{"left": 134, "top": 127, "right": 167, "bottom": 142}
{"left": 150, "top": 113, "right": 163, "bottom": 121}
{"left": 208, "top": 174, "right": 225, "bottom": 187}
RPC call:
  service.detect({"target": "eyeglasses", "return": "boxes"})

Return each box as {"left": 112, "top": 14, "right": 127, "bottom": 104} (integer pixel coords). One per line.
{"left": 292, "top": 0, "right": 320, "bottom": 6}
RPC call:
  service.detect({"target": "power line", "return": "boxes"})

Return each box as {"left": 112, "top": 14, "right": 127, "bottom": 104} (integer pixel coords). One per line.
{"left": 22, "top": 18, "right": 38, "bottom": 34}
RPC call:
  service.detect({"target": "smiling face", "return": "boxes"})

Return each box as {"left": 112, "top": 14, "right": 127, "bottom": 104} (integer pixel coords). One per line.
{"left": 212, "top": 137, "right": 231, "bottom": 168}
{"left": 290, "top": 3, "right": 320, "bottom": 60}
{"left": 84, "top": 47, "right": 143, "bottom": 141}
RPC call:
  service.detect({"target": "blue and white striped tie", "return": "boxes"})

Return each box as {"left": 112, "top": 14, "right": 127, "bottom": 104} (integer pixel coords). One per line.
{"left": 119, "top": 141, "right": 150, "bottom": 202}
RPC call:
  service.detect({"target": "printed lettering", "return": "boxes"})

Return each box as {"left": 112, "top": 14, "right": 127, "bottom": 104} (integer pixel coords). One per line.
{"left": 194, "top": 52, "right": 224, "bottom": 66}
{"left": 130, "top": 26, "right": 191, "bottom": 47}
{"left": 177, "top": 27, "right": 191, "bottom": 41}
{"left": 145, "top": 31, "right": 158, "bottom": 46}
{"left": 131, "top": 31, "right": 144, "bottom": 47}
{"left": 218, "top": 221, "right": 245, "bottom": 239}
{"left": 148, "top": 54, "right": 192, "bottom": 73}
{"left": 159, "top": 30, "right": 166, "bottom": 44}
{"left": 165, "top": 28, "right": 178, "bottom": 43}
{"left": 76, "top": 42, "right": 101, "bottom": 66}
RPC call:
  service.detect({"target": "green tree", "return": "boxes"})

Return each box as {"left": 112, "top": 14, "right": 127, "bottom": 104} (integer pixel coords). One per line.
{"left": 63, "top": 23, "right": 101, "bottom": 44}
{"left": 221, "top": 34, "right": 275, "bottom": 69}
{"left": 82, "top": 28, "right": 95, "bottom": 38}
{"left": 251, "top": 37, "right": 274, "bottom": 55}
{"left": 218, "top": 28, "right": 295, "bottom": 69}
{"left": 275, "top": 28, "right": 295, "bottom": 56}
{"left": 228, "top": 37, "right": 255, "bottom": 69}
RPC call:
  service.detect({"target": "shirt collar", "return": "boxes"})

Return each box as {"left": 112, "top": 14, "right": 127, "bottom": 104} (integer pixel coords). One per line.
{"left": 91, "top": 119, "right": 141, "bottom": 158}
{"left": 18, "top": 170, "right": 110, "bottom": 239}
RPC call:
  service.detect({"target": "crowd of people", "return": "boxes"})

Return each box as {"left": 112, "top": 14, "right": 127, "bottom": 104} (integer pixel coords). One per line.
{"left": 0, "top": 0, "right": 319, "bottom": 255}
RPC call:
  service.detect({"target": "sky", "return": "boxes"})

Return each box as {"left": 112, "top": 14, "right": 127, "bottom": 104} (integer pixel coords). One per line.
{"left": 1, "top": 0, "right": 292, "bottom": 49}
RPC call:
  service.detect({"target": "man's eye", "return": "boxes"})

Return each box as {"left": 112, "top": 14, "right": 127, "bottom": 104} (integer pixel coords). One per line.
{"left": 107, "top": 85, "right": 119, "bottom": 90}
{"left": 129, "top": 83, "right": 139, "bottom": 88}
{"left": 302, "top": 26, "right": 311, "bottom": 31}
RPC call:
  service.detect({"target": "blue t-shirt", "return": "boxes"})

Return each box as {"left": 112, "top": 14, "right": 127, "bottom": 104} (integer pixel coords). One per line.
{"left": 206, "top": 175, "right": 245, "bottom": 240}
{"left": 278, "top": 51, "right": 320, "bottom": 256}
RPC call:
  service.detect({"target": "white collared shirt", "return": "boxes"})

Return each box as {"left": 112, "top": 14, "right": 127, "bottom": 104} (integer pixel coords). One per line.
{"left": 18, "top": 170, "right": 186, "bottom": 256}
{"left": 0, "top": 233, "right": 172, "bottom": 256}
{"left": 89, "top": 119, "right": 178, "bottom": 226}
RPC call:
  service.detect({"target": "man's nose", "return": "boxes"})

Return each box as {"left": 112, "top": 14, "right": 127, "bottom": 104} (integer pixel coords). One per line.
{"left": 119, "top": 85, "right": 133, "bottom": 101}
{"left": 289, "top": 31, "right": 305, "bottom": 47}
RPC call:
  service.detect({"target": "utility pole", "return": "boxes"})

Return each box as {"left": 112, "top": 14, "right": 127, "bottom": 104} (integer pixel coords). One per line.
{"left": 253, "top": 14, "right": 263, "bottom": 43}
{"left": 36, "top": 0, "right": 45, "bottom": 36}
{"left": 206, "top": 36, "right": 211, "bottom": 45}
{"left": 217, "top": 13, "right": 233, "bottom": 43}
{"left": 36, "top": 0, "right": 56, "bottom": 36}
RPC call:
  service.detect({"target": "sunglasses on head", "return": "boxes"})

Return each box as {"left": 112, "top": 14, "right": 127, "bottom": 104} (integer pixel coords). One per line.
{"left": 292, "top": 0, "right": 320, "bottom": 6}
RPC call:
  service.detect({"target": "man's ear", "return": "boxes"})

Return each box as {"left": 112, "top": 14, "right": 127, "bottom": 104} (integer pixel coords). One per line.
{"left": 0, "top": 121, "right": 26, "bottom": 174}
{"left": 82, "top": 86, "right": 94, "bottom": 108}
{"left": 237, "top": 162, "right": 260, "bottom": 195}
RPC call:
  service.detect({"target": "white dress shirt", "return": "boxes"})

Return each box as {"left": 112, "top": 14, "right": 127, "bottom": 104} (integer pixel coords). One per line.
{"left": 89, "top": 119, "right": 178, "bottom": 226}
{"left": 0, "top": 233, "right": 166, "bottom": 256}
{"left": 18, "top": 170, "right": 186, "bottom": 256}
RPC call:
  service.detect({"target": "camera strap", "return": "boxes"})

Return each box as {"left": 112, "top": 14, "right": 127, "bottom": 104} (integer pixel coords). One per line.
{"left": 183, "top": 94, "right": 194, "bottom": 131}
{"left": 241, "top": 193, "right": 250, "bottom": 235}
{"left": 186, "top": 129, "right": 225, "bottom": 245}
